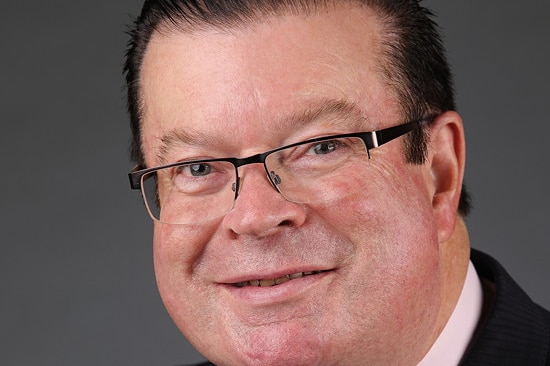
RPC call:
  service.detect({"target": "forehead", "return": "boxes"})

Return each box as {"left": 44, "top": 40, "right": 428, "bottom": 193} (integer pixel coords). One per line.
{"left": 140, "top": 4, "right": 399, "bottom": 164}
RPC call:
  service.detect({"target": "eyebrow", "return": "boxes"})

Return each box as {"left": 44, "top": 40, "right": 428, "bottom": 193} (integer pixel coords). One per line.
{"left": 284, "top": 98, "right": 368, "bottom": 132}
{"left": 156, "top": 127, "right": 223, "bottom": 164}
{"left": 156, "top": 98, "right": 368, "bottom": 164}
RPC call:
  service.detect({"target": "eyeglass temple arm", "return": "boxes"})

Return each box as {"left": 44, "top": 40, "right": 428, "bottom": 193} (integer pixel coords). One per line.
{"left": 128, "top": 166, "right": 142, "bottom": 190}
{"left": 369, "top": 118, "right": 431, "bottom": 149}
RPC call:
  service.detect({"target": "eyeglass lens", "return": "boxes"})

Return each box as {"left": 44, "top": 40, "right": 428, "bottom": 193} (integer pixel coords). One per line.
{"left": 141, "top": 136, "right": 371, "bottom": 224}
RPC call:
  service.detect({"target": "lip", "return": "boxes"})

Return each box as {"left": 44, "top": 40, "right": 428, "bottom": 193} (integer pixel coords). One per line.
{"left": 219, "top": 268, "right": 334, "bottom": 305}
{"left": 233, "top": 269, "right": 330, "bottom": 288}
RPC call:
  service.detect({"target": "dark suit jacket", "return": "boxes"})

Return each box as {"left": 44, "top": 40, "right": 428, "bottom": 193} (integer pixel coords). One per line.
{"left": 188, "top": 249, "right": 550, "bottom": 366}
{"left": 460, "top": 249, "right": 550, "bottom": 365}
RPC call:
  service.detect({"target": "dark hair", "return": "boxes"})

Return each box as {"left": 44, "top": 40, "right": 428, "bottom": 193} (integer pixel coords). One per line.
{"left": 124, "top": 0, "right": 471, "bottom": 215}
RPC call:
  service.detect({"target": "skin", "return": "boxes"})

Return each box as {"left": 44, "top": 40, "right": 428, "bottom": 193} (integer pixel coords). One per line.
{"left": 140, "top": 4, "right": 470, "bottom": 365}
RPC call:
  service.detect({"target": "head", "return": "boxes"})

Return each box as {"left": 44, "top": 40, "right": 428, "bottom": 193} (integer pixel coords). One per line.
{"left": 126, "top": 0, "right": 471, "bottom": 215}
{"left": 125, "top": 1, "right": 471, "bottom": 364}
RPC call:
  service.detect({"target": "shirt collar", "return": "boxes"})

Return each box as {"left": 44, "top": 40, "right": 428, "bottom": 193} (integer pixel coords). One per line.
{"left": 417, "top": 260, "right": 483, "bottom": 366}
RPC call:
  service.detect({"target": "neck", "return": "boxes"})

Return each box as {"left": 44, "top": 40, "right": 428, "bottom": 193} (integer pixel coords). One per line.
{"left": 432, "top": 216, "right": 471, "bottom": 353}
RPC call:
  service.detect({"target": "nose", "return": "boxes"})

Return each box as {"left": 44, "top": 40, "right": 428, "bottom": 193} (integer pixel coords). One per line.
{"left": 222, "top": 164, "right": 307, "bottom": 238}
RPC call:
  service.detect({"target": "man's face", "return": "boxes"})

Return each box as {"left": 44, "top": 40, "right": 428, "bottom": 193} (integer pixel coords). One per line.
{"left": 140, "top": 5, "right": 446, "bottom": 365}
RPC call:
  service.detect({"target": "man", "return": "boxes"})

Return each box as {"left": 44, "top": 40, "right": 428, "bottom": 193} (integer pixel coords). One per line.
{"left": 125, "top": 0, "right": 550, "bottom": 364}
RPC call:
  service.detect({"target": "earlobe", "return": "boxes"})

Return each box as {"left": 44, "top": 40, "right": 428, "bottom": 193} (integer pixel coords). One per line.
{"left": 428, "top": 111, "right": 466, "bottom": 243}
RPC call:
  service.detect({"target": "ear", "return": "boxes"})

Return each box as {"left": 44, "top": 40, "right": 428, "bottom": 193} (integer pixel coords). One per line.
{"left": 427, "top": 111, "right": 466, "bottom": 243}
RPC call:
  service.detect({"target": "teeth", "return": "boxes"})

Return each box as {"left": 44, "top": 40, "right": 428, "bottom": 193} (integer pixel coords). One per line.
{"left": 275, "top": 276, "right": 290, "bottom": 285}
{"left": 234, "top": 270, "right": 325, "bottom": 288}
{"left": 260, "top": 279, "right": 276, "bottom": 287}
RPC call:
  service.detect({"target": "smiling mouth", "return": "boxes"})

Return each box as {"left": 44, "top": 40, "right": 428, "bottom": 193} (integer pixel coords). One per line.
{"left": 233, "top": 270, "right": 328, "bottom": 288}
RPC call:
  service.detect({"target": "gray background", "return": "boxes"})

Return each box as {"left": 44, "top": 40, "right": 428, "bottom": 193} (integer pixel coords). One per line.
{"left": 1, "top": 1, "right": 548, "bottom": 365}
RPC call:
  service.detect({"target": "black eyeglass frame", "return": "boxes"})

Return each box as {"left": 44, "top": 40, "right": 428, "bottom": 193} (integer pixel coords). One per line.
{"left": 128, "top": 116, "right": 435, "bottom": 196}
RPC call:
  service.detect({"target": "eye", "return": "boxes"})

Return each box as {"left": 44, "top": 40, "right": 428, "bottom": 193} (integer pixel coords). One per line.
{"left": 188, "top": 163, "right": 211, "bottom": 176}
{"left": 169, "top": 161, "right": 234, "bottom": 195}
{"left": 308, "top": 139, "right": 343, "bottom": 155}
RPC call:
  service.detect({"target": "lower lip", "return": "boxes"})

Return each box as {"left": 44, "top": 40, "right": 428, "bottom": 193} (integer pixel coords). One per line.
{"left": 222, "top": 270, "right": 333, "bottom": 305}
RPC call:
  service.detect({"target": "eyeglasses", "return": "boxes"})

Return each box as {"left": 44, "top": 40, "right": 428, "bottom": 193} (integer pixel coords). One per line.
{"left": 129, "top": 117, "right": 433, "bottom": 225}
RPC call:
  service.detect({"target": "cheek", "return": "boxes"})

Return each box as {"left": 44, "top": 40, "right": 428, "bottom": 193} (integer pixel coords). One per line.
{"left": 314, "top": 163, "right": 442, "bottom": 350}
{"left": 153, "top": 223, "right": 208, "bottom": 278}
{"left": 332, "top": 180, "right": 440, "bottom": 292}
{"left": 329, "top": 160, "right": 436, "bottom": 255}
{"left": 152, "top": 221, "right": 220, "bottom": 337}
{"left": 354, "top": 163, "right": 439, "bottom": 283}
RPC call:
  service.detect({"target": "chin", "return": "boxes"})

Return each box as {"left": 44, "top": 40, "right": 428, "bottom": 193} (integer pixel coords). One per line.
{"left": 202, "top": 320, "right": 329, "bottom": 366}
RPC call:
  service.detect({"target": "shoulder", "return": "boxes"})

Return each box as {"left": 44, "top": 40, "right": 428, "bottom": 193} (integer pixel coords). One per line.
{"left": 461, "top": 249, "right": 550, "bottom": 365}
